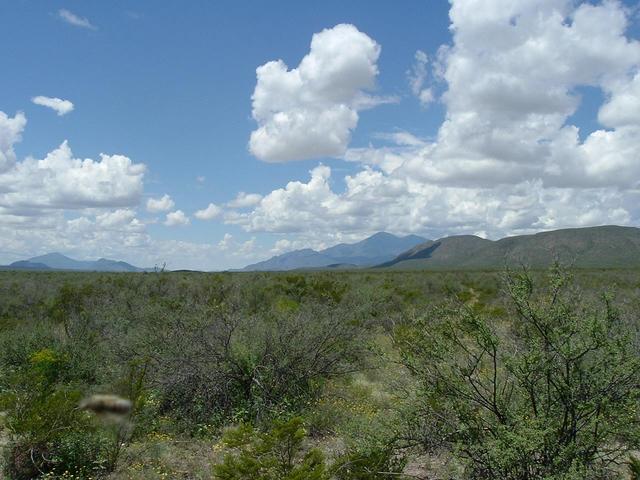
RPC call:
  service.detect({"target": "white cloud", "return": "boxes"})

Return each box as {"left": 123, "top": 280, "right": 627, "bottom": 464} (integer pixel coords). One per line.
{"left": 0, "top": 110, "right": 156, "bottom": 266}
{"left": 0, "top": 210, "right": 150, "bottom": 265}
{"left": 209, "top": 232, "right": 258, "bottom": 258}
{"left": 226, "top": 165, "right": 344, "bottom": 234}
{"left": 420, "top": 0, "right": 640, "bottom": 189}
{"left": 407, "top": 50, "right": 435, "bottom": 106}
{"left": 0, "top": 212, "right": 266, "bottom": 271}
{"left": 269, "top": 237, "right": 325, "bottom": 254}
{"left": 344, "top": 147, "right": 406, "bottom": 174}
{"left": 164, "top": 210, "right": 190, "bottom": 227}
{"left": 0, "top": 111, "right": 26, "bottom": 173}
{"left": 218, "top": 233, "right": 233, "bottom": 250}
{"left": 95, "top": 209, "right": 144, "bottom": 231}
{"left": 232, "top": 0, "right": 640, "bottom": 243}
{"left": 227, "top": 192, "right": 263, "bottom": 208}
{"left": 146, "top": 194, "right": 175, "bottom": 213}
{"left": 194, "top": 203, "right": 222, "bottom": 220}
{"left": 373, "top": 131, "right": 427, "bottom": 147}
{"left": 271, "top": 238, "right": 293, "bottom": 254}
{"left": 58, "top": 9, "right": 96, "bottom": 30}
{"left": 408, "top": 50, "right": 428, "bottom": 94}
{"left": 0, "top": 138, "right": 145, "bottom": 214}
{"left": 238, "top": 237, "right": 256, "bottom": 255}
{"left": 228, "top": 163, "right": 639, "bottom": 242}
{"left": 4, "top": 1, "right": 640, "bottom": 271}
{"left": 32, "top": 96, "right": 75, "bottom": 116}
{"left": 598, "top": 71, "right": 640, "bottom": 128}
{"left": 249, "top": 24, "right": 382, "bottom": 162}
{"left": 418, "top": 88, "right": 434, "bottom": 106}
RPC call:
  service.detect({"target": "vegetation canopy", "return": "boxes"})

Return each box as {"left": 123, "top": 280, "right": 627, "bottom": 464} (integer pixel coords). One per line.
{"left": 394, "top": 264, "right": 640, "bottom": 478}
{"left": 0, "top": 266, "right": 638, "bottom": 479}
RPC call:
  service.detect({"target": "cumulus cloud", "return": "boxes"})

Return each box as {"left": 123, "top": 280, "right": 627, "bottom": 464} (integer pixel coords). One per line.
{"left": 194, "top": 203, "right": 222, "bottom": 220}
{"left": 0, "top": 112, "right": 259, "bottom": 270}
{"left": 598, "top": 71, "right": 640, "bottom": 128}
{"left": 233, "top": 0, "right": 640, "bottom": 242}
{"left": 146, "top": 194, "right": 175, "bottom": 213}
{"left": 249, "top": 24, "right": 382, "bottom": 162}
{"left": 421, "top": 0, "right": 640, "bottom": 189}
{"left": 58, "top": 9, "right": 96, "bottom": 30}
{"left": 227, "top": 192, "right": 263, "bottom": 208}
{"left": 0, "top": 210, "right": 264, "bottom": 271}
{"left": 164, "top": 210, "right": 190, "bottom": 226}
{"left": 0, "top": 210, "right": 150, "bottom": 265}
{"left": 227, "top": 165, "right": 347, "bottom": 234}
{"left": 228, "top": 163, "right": 640, "bottom": 242}
{"left": 0, "top": 138, "right": 145, "bottom": 214}
{"left": 0, "top": 111, "right": 26, "bottom": 173}
{"left": 32, "top": 96, "right": 75, "bottom": 116}
{"left": 95, "top": 209, "right": 144, "bottom": 231}
{"left": 0, "top": 110, "right": 155, "bottom": 266}
{"left": 271, "top": 238, "right": 294, "bottom": 254}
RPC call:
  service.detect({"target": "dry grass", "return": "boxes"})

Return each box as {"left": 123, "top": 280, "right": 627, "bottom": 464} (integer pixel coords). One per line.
{"left": 107, "top": 435, "right": 223, "bottom": 480}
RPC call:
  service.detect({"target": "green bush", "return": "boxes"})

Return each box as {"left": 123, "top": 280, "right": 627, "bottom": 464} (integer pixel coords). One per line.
{"left": 394, "top": 264, "right": 640, "bottom": 479}
{"left": 0, "top": 348, "right": 112, "bottom": 479}
{"left": 2, "top": 268, "right": 639, "bottom": 478}
{"left": 330, "top": 446, "right": 406, "bottom": 479}
{"left": 212, "top": 417, "right": 406, "bottom": 480}
{"left": 212, "top": 417, "right": 327, "bottom": 480}
{"left": 148, "top": 298, "right": 367, "bottom": 428}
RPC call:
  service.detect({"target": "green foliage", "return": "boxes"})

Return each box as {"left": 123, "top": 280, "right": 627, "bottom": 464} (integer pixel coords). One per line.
{"left": 1, "top": 268, "right": 639, "bottom": 478}
{"left": 270, "top": 274, "right": 348, "bottom": 305}
{"left": 0, "top": 347, "right": 111, "bottom": 479}
{"left": 330, "top": 446, "right": 406, "bottom": 479}
{"left": 212, "top": 417, "right": 405, "bottom": 480}
{"left": 148, "top": 297, "right": 367, "bottom": 429}
{"left": 394, "top": 264, "right": 640, "bottom": 479}
{"left": 212, "top": 417, "right": 327, "bottom": 480}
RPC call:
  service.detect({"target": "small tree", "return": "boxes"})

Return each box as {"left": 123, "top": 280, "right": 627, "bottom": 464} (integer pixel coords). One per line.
{"left": 394, "top": 264, "right": 640, "bottom": 479}
{"left": 212, "top": 417, "right": 327, "bottom": 480}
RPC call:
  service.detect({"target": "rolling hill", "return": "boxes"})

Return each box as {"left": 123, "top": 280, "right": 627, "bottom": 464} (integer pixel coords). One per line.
{"left": 380, "top": 225, "right": 640, "bottom": 270}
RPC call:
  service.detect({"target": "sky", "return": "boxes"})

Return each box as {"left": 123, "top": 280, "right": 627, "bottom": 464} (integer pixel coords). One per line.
{"left": 1, "top": 0, "right": 640, "bottom": 270}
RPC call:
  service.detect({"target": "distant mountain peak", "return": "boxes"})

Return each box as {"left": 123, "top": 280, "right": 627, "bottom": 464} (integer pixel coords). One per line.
{"left": 2, "top": 252, "right": 149, "bottom": 272}
{"left": 242, "top": 232, "right": 428, "bottom": 271}
{"left": 33, "top": 252, "right": 72, "bottom": 260}
{"left": 368, "top": 231, "right": 396, "bottom": 239}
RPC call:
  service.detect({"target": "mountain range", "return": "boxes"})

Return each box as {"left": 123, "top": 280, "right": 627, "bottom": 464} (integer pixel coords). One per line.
{"left": 1, "top": 253, "right": 148, "bottom": 272}
{"left": 242, "top": 226, "right": 640, "bottom": 271}
{"left": 2, "top": 226, "right": 638, "bottom": 273}
{"left": 241, "top": 232, "right": 427, "bottom": 271}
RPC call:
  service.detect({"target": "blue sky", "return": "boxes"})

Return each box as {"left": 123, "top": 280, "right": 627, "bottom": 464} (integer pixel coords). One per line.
{"left": 1, "top": 1, "right": 640, "bottom": 269}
